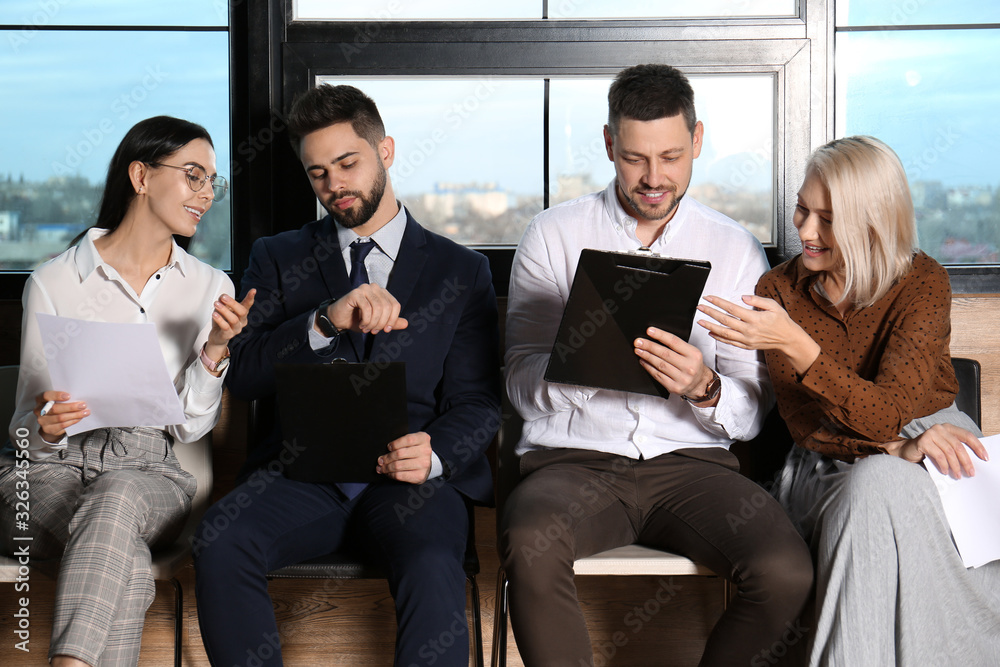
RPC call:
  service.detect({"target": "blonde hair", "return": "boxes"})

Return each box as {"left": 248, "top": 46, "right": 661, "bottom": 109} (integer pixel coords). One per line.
{"left": 808, "top": 136, "right": 916, "bottom": 308}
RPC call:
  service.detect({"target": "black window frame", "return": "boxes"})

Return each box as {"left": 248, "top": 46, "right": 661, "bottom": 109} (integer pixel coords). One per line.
{"left": 4, "top": 0, "right": 997, "bottom": 300}
{"left": 242, "top": 0, "right": 829, "bottom": 297}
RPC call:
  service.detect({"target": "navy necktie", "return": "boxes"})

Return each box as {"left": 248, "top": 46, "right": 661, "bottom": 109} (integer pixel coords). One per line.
{"left": 350, "top": 239, "right": 375, "bottom": 290}
{"left": 339, "top": 239, "right": 376, "bottom": 501}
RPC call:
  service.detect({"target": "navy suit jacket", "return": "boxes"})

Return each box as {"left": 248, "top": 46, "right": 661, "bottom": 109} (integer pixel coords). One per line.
{"left": 226, "top": 212, "right": 501, "bottom": 505}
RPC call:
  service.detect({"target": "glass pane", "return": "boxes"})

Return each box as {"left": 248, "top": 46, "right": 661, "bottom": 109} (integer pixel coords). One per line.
{"left": 836, "top": 29, "right": 1000, "bottom": 264}
{"left": 0, "top": 30, "right": 232, "bottom": 270}
{"left": 314, "top": 77, "right": 543, "bottom": 245}
{"left": 0, "top": 0, "right": 227, "bottom": 27}
{"left": 296, "top": 0, "right": 540, "bottom": 21}
{"left": 836, "top": 0, "right": 1000, "bottom": 26}
{"left": 552, "top": 0, "right": 795, "bottom": 19}
{"left": 550, "top": 75, "right": 775, "bottom": 244}
{"left": 295, "top": 0, "right": 794, "bottom": 21}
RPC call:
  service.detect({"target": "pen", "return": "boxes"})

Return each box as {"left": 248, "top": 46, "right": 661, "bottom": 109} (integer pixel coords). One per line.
{"left": 40, "top": 400, "right": 55, "bottom": 417}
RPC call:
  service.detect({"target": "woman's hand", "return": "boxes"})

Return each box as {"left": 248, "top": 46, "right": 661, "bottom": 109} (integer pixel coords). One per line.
{"left": 697, "top": 294, "right": 821, "bottom": 376}
{"left": 885, "top": 423, "right": 988, "bottom": 479}
{"left": 34, "top": 390, "right": 88, "bottom": 443}
{"left": 203, "top": 289, "right": 256, "bottom": 364}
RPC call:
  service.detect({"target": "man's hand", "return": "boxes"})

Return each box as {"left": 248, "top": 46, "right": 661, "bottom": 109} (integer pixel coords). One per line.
{"left": 884, "top": 423, "right": 988, "bottom": 479}
{"left": 634, "top": 327, "right": 717, "bottom": 404}
{"left": 322, "top": 284, "right": 409, "bottom": 335}
{"left": 377, "top": 431, "right": 433, "bottom": 484}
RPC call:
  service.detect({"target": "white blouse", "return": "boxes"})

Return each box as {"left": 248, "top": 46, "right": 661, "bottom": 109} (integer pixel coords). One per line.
{"left": 8, "top": 228, "right": 234, "bottom": 460}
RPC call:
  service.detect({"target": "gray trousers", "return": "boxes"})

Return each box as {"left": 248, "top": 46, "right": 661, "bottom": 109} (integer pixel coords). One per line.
{"left": 776, "top": 404, "right": 1000, "bottom": 666}
{"left": 0, "top": 427, "right": 195, "bottom": 666}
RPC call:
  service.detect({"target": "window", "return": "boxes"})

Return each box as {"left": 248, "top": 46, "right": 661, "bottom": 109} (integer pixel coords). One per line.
{"left": 238, "top": 0, "right": 1000, "bottom": 293}
{"left": 323, "top": 74, "right": 775, "bottom": 246}
{"left": 836, "top": 1, "right": 1000, "bottom": 267}
{"left": 549, "top": 76, "right": 775, "bottom": 243}
{"left": 318, "top": 77, "right": 544, "bottom": 245}
{"left": 281, "top": 12, "right": 818, "bottom": 268}
{"left": 294, "top": 0, "right": 797, "bottom": 21}
{"left": 0, "top": 3, "right": 231, "bottom": 274}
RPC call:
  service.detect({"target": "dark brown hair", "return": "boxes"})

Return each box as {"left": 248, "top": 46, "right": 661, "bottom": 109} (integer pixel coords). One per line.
{"left": 607, "top": 64, "right": 697, "bottom": 137}
{"left": 287, "top": 84, "right": 385, "bottom": 152}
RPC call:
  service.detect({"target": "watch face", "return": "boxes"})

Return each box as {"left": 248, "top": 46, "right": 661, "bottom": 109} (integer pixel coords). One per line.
{"left": 215, "top": 355, "right": 231, "bottom": 373}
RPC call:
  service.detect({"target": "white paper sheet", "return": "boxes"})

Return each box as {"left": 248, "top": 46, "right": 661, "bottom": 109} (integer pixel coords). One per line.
{"left": 928, "top": 434, "right": 1000, "bottom": 568}
{"left": 36, "top": 313, "right": 186, "bottom": 436}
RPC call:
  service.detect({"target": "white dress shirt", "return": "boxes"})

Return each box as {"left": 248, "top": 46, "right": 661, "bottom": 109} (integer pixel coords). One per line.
{"left": 505, "top": 180, "right": 773, "bottom": 458}
{"left": 8, "top": 227, "right": 234, "bottom": 460}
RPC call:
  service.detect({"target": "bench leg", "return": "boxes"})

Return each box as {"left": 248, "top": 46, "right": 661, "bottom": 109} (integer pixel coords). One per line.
{"left": 170, "top": 577, "right": 183, "bottom": 667}
{"left": 490, "top": 569, "right": 509, "bottom": 667}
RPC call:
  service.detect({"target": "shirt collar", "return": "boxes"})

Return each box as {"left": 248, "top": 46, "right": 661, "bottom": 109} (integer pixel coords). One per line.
{"left": 790, "top": 255, "right": 818, "bottom": 289}
{"left": 74, "top": 227, "right": 186, "bottom": 281}
{"left": 335, "top": 201, "right": 407, "bottom": 261}
{"left": 601, "top": 179, "right": 689, "bottom": 249}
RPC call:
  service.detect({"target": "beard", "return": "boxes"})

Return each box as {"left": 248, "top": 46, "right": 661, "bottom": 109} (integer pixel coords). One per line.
{"left": 324, "top": 161, "right": 388, "bottom": 229}
{"left": 618, "top": 180, "right": 686, "bottom": 223}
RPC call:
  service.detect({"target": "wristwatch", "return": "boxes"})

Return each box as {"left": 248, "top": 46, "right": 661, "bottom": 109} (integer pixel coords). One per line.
{"left": 682, "top": 369, "right": 721, "bottom": 404}
{"left": 200, "top": 344, "right": 231, "bottom": 373}
{"left": 315, "top": 298, "right": 342, "bottom": 338}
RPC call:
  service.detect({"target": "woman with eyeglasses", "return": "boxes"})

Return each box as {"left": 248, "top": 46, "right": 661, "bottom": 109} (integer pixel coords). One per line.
{"left": 0, "top": 116, "right": 254, "bottom": 667}
{"left": 698, "top": 136, "right": 1000, "bottom": 664}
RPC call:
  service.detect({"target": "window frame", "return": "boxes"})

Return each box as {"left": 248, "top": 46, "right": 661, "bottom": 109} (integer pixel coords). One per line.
{"left": 263, "top": 1, "right": 831, "bottom": 295}
{"left": 5, "top": 0, "right": 996, "bottom": 300}
{"left": 0, "top": 16, "right": 236, "bottom": 300}
{"left": 833, "top": 17, "right": 1000, "bottom": 293}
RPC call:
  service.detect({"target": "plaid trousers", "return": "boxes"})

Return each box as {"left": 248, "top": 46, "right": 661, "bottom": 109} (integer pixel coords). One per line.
{"left": 0, "top": 427, "right": 196, "bottom": 666}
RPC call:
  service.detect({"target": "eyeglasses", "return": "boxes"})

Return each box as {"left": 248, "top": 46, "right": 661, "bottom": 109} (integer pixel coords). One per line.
{"left": 147, "top": 162, "right": 229, "bottom": 202}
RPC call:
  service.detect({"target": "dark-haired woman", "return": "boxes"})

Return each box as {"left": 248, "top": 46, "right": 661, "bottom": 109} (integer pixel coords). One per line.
{"left": 0, "top": 116, "right": 254, "bottom": 667}
{"left": 700, "top": 136, "right": 1000, "bottom": 664}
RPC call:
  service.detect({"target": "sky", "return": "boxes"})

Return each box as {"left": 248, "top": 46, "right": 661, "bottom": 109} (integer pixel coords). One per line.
{"left": 0, "top": 29, "right": 231, "bottom": 184}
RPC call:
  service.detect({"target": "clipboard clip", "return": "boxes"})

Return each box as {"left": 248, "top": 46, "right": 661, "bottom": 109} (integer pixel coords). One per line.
{"left": 630, "top": 246, "right": 663, "bottom": 257}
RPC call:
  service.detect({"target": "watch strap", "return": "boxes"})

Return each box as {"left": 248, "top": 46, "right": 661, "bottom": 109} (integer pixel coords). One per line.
{"left": 200, "top": 344, "right": 230, "bottom": 373}
{"left": 683, "top": 369, "right": 721, "bottom": 404}
{"left": 315, "top": 298, "right": 342, "bottom": 338}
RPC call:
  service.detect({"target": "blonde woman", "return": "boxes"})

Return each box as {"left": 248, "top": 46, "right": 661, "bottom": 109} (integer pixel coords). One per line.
{"left": 700, "top": 136, "right": 1000, "bottom": 664}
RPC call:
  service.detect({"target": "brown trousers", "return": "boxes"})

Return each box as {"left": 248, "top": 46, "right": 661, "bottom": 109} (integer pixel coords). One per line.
{"left": 499, "top": 447, "right": 813, "bottom": 667}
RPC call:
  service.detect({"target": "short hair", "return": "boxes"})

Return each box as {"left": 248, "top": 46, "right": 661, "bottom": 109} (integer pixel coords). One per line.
{"left": 807, "top": 136, "right": 917, "bottom": 308}
{"left": 287, "top": 84, "right": 386, "bottom": 152}
{"left": 607, "top": 64, "right": 697, "bottom": 137}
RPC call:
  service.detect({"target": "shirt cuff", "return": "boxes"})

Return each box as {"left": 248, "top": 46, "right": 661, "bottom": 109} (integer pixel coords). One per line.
{"left": 34, "top": 431, "right": 69, "bottom": 459}
{"left": 308, "top": 308, "right": 338, "bottom": 351}
{"left": 428, "top": 452, "right": 444, "bottom": 480}
{"left": 190, "top": 354, "right": 228, "bottom": 392}
{"left": 687, "top": 374, "right": 747, "bottom": 440}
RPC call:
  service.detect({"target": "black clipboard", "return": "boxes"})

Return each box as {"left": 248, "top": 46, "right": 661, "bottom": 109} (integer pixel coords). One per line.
{"left": 543, "top": 249, "right": 711, "bottom": 398}
{"left": 275, "top": 362, "right": 409, "bottom": 484}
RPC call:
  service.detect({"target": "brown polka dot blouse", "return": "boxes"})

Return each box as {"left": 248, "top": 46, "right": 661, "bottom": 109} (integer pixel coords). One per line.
{"left": 756, "top": 250, "right": 958, "bottom": 462}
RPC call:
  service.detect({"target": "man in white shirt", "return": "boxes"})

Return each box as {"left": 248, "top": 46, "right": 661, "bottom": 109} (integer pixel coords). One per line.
{"left": 501, "top": 64, "right": 812, "bottom": 666}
